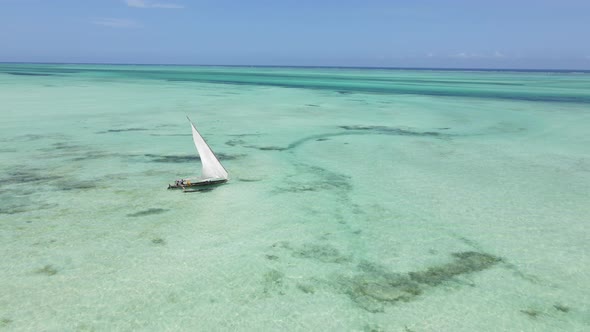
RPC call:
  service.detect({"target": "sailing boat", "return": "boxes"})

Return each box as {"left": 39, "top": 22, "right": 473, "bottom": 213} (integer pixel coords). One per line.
{"left": 167, "top": 116, "right": 229, "bottom": 190}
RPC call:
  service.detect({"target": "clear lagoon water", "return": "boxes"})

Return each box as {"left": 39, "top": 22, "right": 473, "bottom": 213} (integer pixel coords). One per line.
{"left": 1, "top": 63, "right": 589, "bottom": 331}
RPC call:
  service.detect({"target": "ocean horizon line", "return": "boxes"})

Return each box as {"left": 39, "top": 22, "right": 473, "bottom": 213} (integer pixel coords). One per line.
{"left": 1, "top": 61, "right": 590, "bottom": 74}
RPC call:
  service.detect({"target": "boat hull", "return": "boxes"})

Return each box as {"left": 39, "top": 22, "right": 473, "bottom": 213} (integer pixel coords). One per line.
{"left": 167, "top": 178, "right": 227, "bottom": 189}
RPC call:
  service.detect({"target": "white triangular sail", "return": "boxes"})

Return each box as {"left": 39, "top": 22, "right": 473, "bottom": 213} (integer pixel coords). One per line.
{"left": 187, "top": 116, "right": 228, "bottom": 180}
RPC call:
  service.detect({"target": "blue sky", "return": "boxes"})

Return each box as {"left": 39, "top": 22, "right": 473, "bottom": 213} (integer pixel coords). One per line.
{"left": 1, "top": 0, "right": 589, "bottom": 69}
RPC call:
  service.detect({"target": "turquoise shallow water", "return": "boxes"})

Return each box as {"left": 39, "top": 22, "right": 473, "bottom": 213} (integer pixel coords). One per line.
{"left": 1, "top": 64, "right": 589, "bottom": 331}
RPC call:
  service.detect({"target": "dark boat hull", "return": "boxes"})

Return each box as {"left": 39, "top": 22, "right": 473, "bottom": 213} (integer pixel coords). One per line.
{"left": 167, "top": 178, "right": 227, "bottom": 189}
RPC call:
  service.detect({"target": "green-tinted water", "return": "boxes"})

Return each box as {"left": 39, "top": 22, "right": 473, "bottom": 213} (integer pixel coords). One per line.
{"left": 1, "top": 64, "right": 589, "bottom": 331}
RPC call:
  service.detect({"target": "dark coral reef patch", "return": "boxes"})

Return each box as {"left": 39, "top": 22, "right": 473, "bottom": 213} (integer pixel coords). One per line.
{"left": 96, "top": 128, "right": 149, "bottom": 134}
{"left": 291, "top": 243, "right": 351, "bottom": 264}
{"left": 126, "top": 208, "right": 169, "bottom": 217}
{"left": 340, "top": 125, "right": 444, "bottom": 137}
{"left": 35, "top": 265, "right": 58, "bottom": 276}
{"left": 338, "top": 252, "right": 502, "bottom": 312}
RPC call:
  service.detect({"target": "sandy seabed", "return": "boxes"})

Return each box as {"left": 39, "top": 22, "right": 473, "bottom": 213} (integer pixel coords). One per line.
{"left": 0, "top": 64, "right": 589, "bottom": 331}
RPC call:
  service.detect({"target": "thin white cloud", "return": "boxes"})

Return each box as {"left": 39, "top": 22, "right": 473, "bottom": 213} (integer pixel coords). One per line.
{"left": 453, "top": 52, "right": 470, "bottom": 58}
{"left": 451, "top": 52, "right": 508, "bottom": 59}
{"left": 494, "top": 51, "right": 505, "bottom": 58}
{"left": 125, "top": 0, "right": 184, "bottom": 9}
{"left": 93, "top": 18, "right": 141, "bottom": 28}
